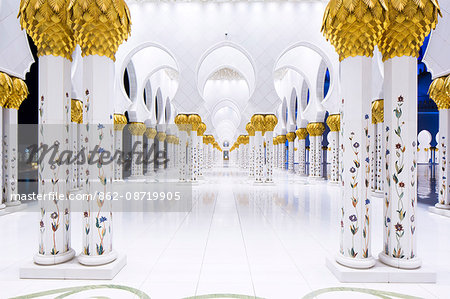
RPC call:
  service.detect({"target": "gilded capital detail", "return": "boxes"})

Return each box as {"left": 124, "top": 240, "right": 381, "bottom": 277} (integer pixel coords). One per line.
{"left": 0, "top": 72, "right": 13, "bottom": 108}
{"left": 296, "top": 128, "right": 308, "bottom": 140}
{"left": 71, "top": 99, "right": 83, "bottom": 124}
{"left": 371, "top": 99, "right": 384, "bottom": 124}
{"left": 378, "top": 0, "right": 441, "bottom": 61}
{"left": 246, "top": 122, "right": 255, "bottom": 136}
{"left": 307, "top": 122, "right": 326, "bottom": 137}
{"left": 145, "top": 127, "right": 157, "bottom": 139}
{"left": 286, "top": 132, "right": 296, "bottom": 142}
{"left": 321, "top": 0, "right": 388, "bottom": 61}
{"left": 19, "top": 0, "right": 76, "bottom": 60}
{"left": 113, "top": 114, "right": 127, "bottom": 131}
{"left": 429, "top": 76, "right": 450, "bottom": 110}
{"left": 264, "top": 114, "right": 278, "bottom": 132}
{"left": 68, "top": 0, "right": 132, "bottom": 60}
{"left": 128, "top": 122, "right": 146, "bottom": 136}
{"left": 326, "top": 114, "right": 341, "bottom": 132}
{"left": 251, "top": 114, "right": 265, "bottom": 132}
{"left": 4, "top": 78, "right": 28, "bottom": 110}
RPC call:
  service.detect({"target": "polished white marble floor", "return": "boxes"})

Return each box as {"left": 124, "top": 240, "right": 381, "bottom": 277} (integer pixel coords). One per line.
{"left": 1, "top": 166, "right": 450, "bottom": 298}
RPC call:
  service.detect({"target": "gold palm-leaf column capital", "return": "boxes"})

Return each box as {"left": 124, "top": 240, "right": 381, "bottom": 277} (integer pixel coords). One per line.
{"left": 264, "top": 114, "right": 278, "bottom": 132}
{"left": 113, "top": 113, "right": 127, "bottom": 131}
{"left": 378, "top": 0, "right": 441, "bottom": 61}
{"left": 251, "top": 114, "right": 265, "bottom": 132}
{"left": 296, "top": 128, "right": 308, "bottom": 140}
{"left": 128, "top": 122, "right": 146, "bottom": 136}
{"left": 4, "top": 78, "right": 29, "bottom": 109}
{"left": 68, "top": 0, "right": 132, "bottom": 61}
{"left": 326, "top": 114, "right": 341, "bottom": 132}
{"left": 371, "top": 99, "right": 384, "bottom": 123}
{"left": 0, "top": 72, "right": 13, "bottom": 108}
{"left": 145, "top": 127, "right": 157, "bottom": 139}
{"left": 278, "top": 135, "right": 287, "bottom": 143}
{"left": 286, "top": 132, "right": 296, "bottom": 142}
{"left": 246, "top": 122, "right": 255, "bottom": 136}
{"left": 307, "top": 122, "right": 326, "bottom": 137}
{"left": 321, "top": 0, "right": 388, "bottom": 61}
{"left": 175, "top": 114, "right": 189, "bottom": 131}
{"left": 156, "top": 132, "right": 167, "bottom": 142}
{"left": 18, "top": 0, "right": 76, "bottom": 60}
{"left": 187, "top": 114, "right": 202, "bottom": 131}
{"left": 197, "top": 122, "right": 207, "bottom": 136}
{"left": 429, "top": 76, "right": 450, "bottom": 110}
{"left": 166, "top": 135, "right": 176, "bottom": 144}
{"left": 71, "top": 99, "right": 83, "bottom": 123}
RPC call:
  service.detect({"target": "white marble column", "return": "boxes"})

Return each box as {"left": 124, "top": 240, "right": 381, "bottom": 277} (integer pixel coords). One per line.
{"left": 251, "top": 115, "right": 265, "bottom": 183}
{"left": 279, "top": 135, "right": 286, "bottom": 170}
{"left": 144, "top": 127, "right": 157, "bottom": 180}
{"left": 179, "top": 131, "right": 188, "bottom": 182}
{"left": 265, "top": 131, "right": 275, "bottom": 183}
{"left": 430, "top": 77, "right": 450, "bottom": 209}
{"left": 376, "top": 121, "right": 385, "bottom": 193}
{"left": 79, "top": 55, "right": 116, "bottom": 266}
{"left": 68, "top": 100, "right": 82, "bottom": 190}
{"left": 337, "top": 56, "right": 374, "bottom": 268}
{"left": 2, "top": 108, "right": 19, "bottom": 206}
{"left": 0, "top": 105, "right": 3, "bottom": 211}
{"left": 371, "top": 100, "right": 385, "bottom": 194}
{"left": 113, "top": 114, "right": 127, "bottom": 181}
{"left": 273, "top": 137, "right": 278, "bottom": 170}
{"left": 307, "top": 123, "right": 325, "bottom": 179}
{"left": 187, "top": 114, "right": 201, "bottom": 182}
{"left": 189, "top": 130, "right": 198, "bottom": 181}
{"left": 156, "top": 131, "right": 167, "bottom": 173}
{"left": 246, "top": 123, "right": 255, "bottom": 177}
{"left": 208, "top": 142, "right": 213, "bottom": 169}
{"left": 197, "top": 123, "right": 206, "bottom": 177}
{"left": 128, "top": 123, "right": 146, "bottom": 179}
{"left": 380, "top": 56, "right": 420, "bottom": 269}
{"left": 0, "top": 72, "right": 12, "bottom": 211}
{"left": 326, "top": 115, "right": 341, "bottom": 184}
{"left": 287, "top": 132, "right": 296, "bottom": 173}
{"left": 296, "top": 128, "right": 308, "bottom": 176}
{"left": 35, "top": 55, "right": 74, "bottom": 265}
{"left": 175, "top": 114, "right": 188, "bottom": 181}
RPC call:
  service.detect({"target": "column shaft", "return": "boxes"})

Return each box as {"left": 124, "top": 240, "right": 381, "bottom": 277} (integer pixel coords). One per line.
{"left": 337, "top": 56, "right": 374, "bottom": 268}
{"left": 380, "top": 56, "right": 420, "bottom": 269}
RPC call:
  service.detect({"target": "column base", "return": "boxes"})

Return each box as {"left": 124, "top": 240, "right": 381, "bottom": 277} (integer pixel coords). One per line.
{"left": 21, "top": 253, "right": 126, "bottom": 280}
{"left": 328, "top": 180, "right": 340, "bottom": 185}
{"left": 0, "top": 203, "right": 6, "bottom": 210}
{"left": 0, "top": 203, "right": 28, "bottom": 216}
{"left": 378, "top": 252, "right": 422, "bottom": 269}
{"left": 253, "top": 181, "right": 264, "bottom": 186}
{"left": 34, "top": 248, "right": 76, "bottom": 265}
{"left": 429, "top": 205, "right": 450, "bottom": 218}
{"left": 326, "top": 256, "right": 435, "bottom": 283}
{"left": 127, "top": 176, "right": 146, "bottom": 182}
{"left": 145, "top": 177, "right": 157, "bottom": 183}
{"left": 335, "top": 253, "right": 376, "bottom": 269}
{"left": 371, "top": 190, "right": 384, "bottom": 198}
{"left": 308, "top": 176, "right": 325, "bottom": 183}
{"left": 6, "top": 200, "right": 21, "bottom": 207}
{"left": 435, "top": 203, "right": 450, "bottom": 210}
{"left": 264, "top": 181, "right": 276, "bottom": 186}
{"left": 78, "top": 250, "right": 118, "bottom": 266}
